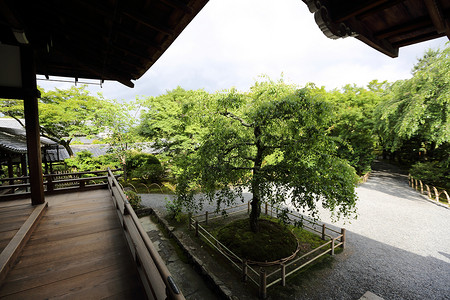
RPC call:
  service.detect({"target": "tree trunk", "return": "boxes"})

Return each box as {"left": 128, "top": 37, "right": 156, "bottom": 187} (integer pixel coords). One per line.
{"left": 60, "top": 139, "right": 73, "bottom": 157}
{"left": 250, "top": 197, "right": 261, "bottom": 232}
{"left": 250, "top": 125, "right": 264, "bottom": 233}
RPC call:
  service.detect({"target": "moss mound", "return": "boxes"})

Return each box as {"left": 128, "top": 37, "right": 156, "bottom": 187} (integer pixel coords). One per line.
{"left": 216, "top": 219, "right": 297, "bottom": 262}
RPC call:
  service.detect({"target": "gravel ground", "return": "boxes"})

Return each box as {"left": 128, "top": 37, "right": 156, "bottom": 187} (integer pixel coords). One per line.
{"left": 141, "top": 161, "right": 450, "bottom": 300}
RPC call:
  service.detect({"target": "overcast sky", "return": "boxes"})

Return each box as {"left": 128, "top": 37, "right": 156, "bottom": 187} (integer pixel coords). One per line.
{"left": 38, "top": 0, "right": 448, "bottom": 102}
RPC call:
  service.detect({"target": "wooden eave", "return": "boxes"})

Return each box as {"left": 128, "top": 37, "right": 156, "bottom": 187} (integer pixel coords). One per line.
{"left": 302, "top": 0, "right": 450, "bottom": 57}
{"left": 0, "top": 0, "right": 209, "bottom": 87}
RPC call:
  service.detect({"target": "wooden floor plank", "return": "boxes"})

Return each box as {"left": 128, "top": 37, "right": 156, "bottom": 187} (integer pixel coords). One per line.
{"left": 16, "top": 228, "right": 125, "bottom": 269}
{"left": 1, "top": 244, "right": 131, "bottom": 296}
{"left": 1, "top": 262, "right": 143, "bottom": 299}
{"left": 0, "top": 189, "right": 146, "bottom": 299}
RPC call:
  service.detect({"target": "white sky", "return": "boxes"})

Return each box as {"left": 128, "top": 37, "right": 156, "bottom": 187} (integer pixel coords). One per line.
{"left": 38, "top": 0, "right": 449, "bottom": 102}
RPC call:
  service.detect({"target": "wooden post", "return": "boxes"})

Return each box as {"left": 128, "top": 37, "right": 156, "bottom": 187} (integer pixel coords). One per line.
{"left": 443, "top": 190, "right": 450, "bottom": 205}
{"left": 195, "top": 221, "right": 199, "bottom": 237}
{"left": 21, "top": 46, "right": 44, "bottom": 205}
{"left": 321, "top": 224, "right": 326, "bottom": 240}
{"left": 419, "top": 180, "right": 423, "bottom": 194}
{"left": 80, "top": 179, "right": 85, "bottom": 189}
{"left": 188, "top": 213, "right": 192, "bottom": 230}
{"left": 242, "top": 259, "right": 248, "bottom": 282}
{"left": 426, "top": 185, "right": 431, "bottom": 199}
{"left": 259, "top": 268, "right": 267, "bottom": 299}
{"left": 281, "top": 263, "right": 286, "bottom": 287}
{"left": 415, "top": 179, "right": 418, "bottom": 190}
{"left": 7, "top": 157, "right": 14, "bottom": 186}
{"left": 433, "top": 186, "right": 439, "bottom": 202}
{"left": 248, "top": 201, "right": 250, "bottom": 214}
{"left": 331, "top": 238, "right": 335, "bottom": 255}
{"left": 205, "top": 211, "right": 208, "bottom": 225}
{"left": 340, "top": 228, "right": 346, "bottom": 248}
{"left": 47, "top": 175, "right": 54, "bottom": 192}
{"left": 265, "top": 202, "right": 268, "bottom": 215}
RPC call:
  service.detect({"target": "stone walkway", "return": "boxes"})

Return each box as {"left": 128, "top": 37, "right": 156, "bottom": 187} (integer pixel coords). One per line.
{"left": 139, "top": 216, "right": 220, "bottom": 300}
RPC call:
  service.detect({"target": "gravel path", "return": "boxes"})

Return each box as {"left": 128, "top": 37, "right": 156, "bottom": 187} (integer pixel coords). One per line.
{"left": 141, "top": 161, "right": 450, "bottom": 299}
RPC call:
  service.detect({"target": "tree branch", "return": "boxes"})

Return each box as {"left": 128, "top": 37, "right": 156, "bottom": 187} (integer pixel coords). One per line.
{"left": 221, "top": 112, "right": 253, "bottom": 127}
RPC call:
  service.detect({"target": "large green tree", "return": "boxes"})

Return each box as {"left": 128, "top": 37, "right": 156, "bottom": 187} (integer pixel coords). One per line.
{"left": 138, "top": 87, "right": 209, "bottom": 158}
{"left": 308, "top": 81, "right": 387, "bottom": 174}
{"left": 0, "top": 85, "right": 109, "bottom": 156}
{"left": 175, "top": 78, "right": 358, "bottom": 232}
{"left": 375, "top": 45, "right": 450, "bottom": 163}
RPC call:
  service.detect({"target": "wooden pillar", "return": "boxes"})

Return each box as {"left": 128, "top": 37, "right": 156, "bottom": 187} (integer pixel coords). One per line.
{"left": 7, "top": 156, "right": 14, "bottom": 185}
{"left": 21, "top": 47, "right": 44, "bottom": 205}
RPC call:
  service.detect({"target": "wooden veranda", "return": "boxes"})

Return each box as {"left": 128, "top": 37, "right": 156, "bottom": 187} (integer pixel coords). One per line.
{"left": 0, "top": 170, "right": 184, "bottom": 299}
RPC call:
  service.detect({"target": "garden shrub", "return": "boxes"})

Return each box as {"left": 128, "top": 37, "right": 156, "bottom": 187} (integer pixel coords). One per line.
{"left": 124, "top": 190, "right": 141, "bottom": 210}
{"left": 126, "top": 152, "right": 164, "bottom": 183}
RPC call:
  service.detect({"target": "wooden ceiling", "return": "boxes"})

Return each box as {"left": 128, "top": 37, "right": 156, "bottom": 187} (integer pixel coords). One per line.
{"left": 0, "top": 0, "right": 209, "bottom": 87}
{"left": 302, "top": 0, "right": 450, "bottom": 57}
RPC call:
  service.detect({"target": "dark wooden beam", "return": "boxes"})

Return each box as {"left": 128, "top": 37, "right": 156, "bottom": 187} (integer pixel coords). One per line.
{"left": 424, "top": 0, "right": 450, "bottom": 37}
{"left": 21, "top": 46, "right": 45, "bottom": 205}
{"left": 355, "top": 0, "right": 405, "bottom": 21}
{"left": 375, "top": 18, "right": 433, "bottom": 40}
{"left": 122, "top": 10, "right": 174, "bottom": 36}
{"left": 159, "top": 0, "right": 193, "bottom": 14}
{"left": 332, "top": 0, "right": 389, "bottom": 22}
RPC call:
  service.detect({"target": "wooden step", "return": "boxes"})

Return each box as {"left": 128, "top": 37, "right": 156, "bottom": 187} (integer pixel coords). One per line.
{"left": 0, "top": 202, "right": 48, "bottom": 283}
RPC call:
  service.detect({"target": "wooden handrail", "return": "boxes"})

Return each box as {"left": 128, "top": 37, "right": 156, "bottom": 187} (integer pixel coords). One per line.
{"left": 107, "top": 168, "right": 185, "bottom": 300}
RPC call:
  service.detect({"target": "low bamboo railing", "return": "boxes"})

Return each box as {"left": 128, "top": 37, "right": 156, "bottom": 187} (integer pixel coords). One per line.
{"left": 190, "top": 203, "right": 345, "bottom": 299}
{"left": 106, "top": 168, "right": 184, "bottom": 300}
{"left": 409, "top": 175, "right": 450, "bottom": 207}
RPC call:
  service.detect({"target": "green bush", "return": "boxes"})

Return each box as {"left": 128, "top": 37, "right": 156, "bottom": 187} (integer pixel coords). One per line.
{"left": 124, "top": 190, "right": 141, "bottom": 210}
{"left": 126, "top": 152, "right": 164, "bottom": 183}
{"left": 409, "top": 161, "right": 450, "bottom": 190}
{"left": 65, "top": 150, "right": 121, "bottom": 172}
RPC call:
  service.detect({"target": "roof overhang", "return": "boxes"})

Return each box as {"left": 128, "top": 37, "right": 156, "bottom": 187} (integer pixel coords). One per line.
{"left": 302, "top": 0, "right": 450, "bottom": 57}
{"left": 0, "top": 0, "right": 209, "bottom": 87}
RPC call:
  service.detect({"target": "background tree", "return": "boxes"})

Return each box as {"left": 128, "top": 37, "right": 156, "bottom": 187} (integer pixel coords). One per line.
{"left": 138, "top": 87, "right": 210, "bottom": 166}
{"left": 98, "top": 99, "right": 142, "bottom": 181}
{"left": 308, "top": 81, "right": 387, "bottom": 175}
{"left": 175, "top": 78, "right": 359, "bottom": 232}
{"left": 0, "top": 85, "right": 108, "bottom": 156}
{"left": 374, "top": 44, "right": 449, "bottom": 188}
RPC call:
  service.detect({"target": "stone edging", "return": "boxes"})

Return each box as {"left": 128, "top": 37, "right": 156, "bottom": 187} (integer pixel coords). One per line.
{"left": 147, "top": 208, "right": 236, "bottom": 300}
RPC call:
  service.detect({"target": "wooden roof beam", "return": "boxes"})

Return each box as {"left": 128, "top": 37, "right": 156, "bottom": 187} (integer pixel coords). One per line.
{"left": 375, "top": 18, "right": 432, "bottom": 40}
{"left": 122, "top": 9, "right": 174, "bottom": 36}
{"left": 424, "top": 0, "right": 450, "bottom": 38}
{"left": 159, "top": 0, "right": 193, "bottom": 14}
{"left": 332, "top": 0, "right": 397, "bottom": 23}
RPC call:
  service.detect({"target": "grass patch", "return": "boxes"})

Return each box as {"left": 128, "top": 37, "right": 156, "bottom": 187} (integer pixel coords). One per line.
{"left": 216, "top": 218, "right": 298, "bottom": 262}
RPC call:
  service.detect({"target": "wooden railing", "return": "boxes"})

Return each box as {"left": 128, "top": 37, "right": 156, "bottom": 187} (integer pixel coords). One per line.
{"left": 0, "top": 170, "right": 121, "bottom": 200}
{"left": 106, "top": 168, "right": 185, "bottom": 300}
{"left": 190, "top": 203, "right": 345, "bottom": 299}
{"left": 409, "top": 175, "right": 450, "bottom": 207}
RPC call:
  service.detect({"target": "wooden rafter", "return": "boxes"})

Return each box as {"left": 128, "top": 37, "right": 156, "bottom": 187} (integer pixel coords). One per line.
{"left": 122, "top": 9, "right": 174, "bottom": 36}
{"left": 424, "top": 0, "right": 450, "bottom": 37}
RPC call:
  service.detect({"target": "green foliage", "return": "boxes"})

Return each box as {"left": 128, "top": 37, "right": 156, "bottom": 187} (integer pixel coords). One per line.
{"left": 0, "top": 85, "right": 111, "bottom": 156}
{"left": 174, "top": 77, "right": 358, "bottom": 230}
{"left": 375, "top": 45, "right": 450, "bottom": 155}
{"left": 138, "top": 87, "right": 210, "bottom": 171}
{"left": 124, "top": 190, "right": 141, "bottom": 210}
{"left": 307, "top": 81, "right": 387, "bottom": 174}
{"left": 409, "top": 161, "right": 450, "bottom": 190}
{"left": 65, "top": 150, "right": 120, "bottom": 172}
{"left": 126, "top": 152, "right": 164, "bottom": 183}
